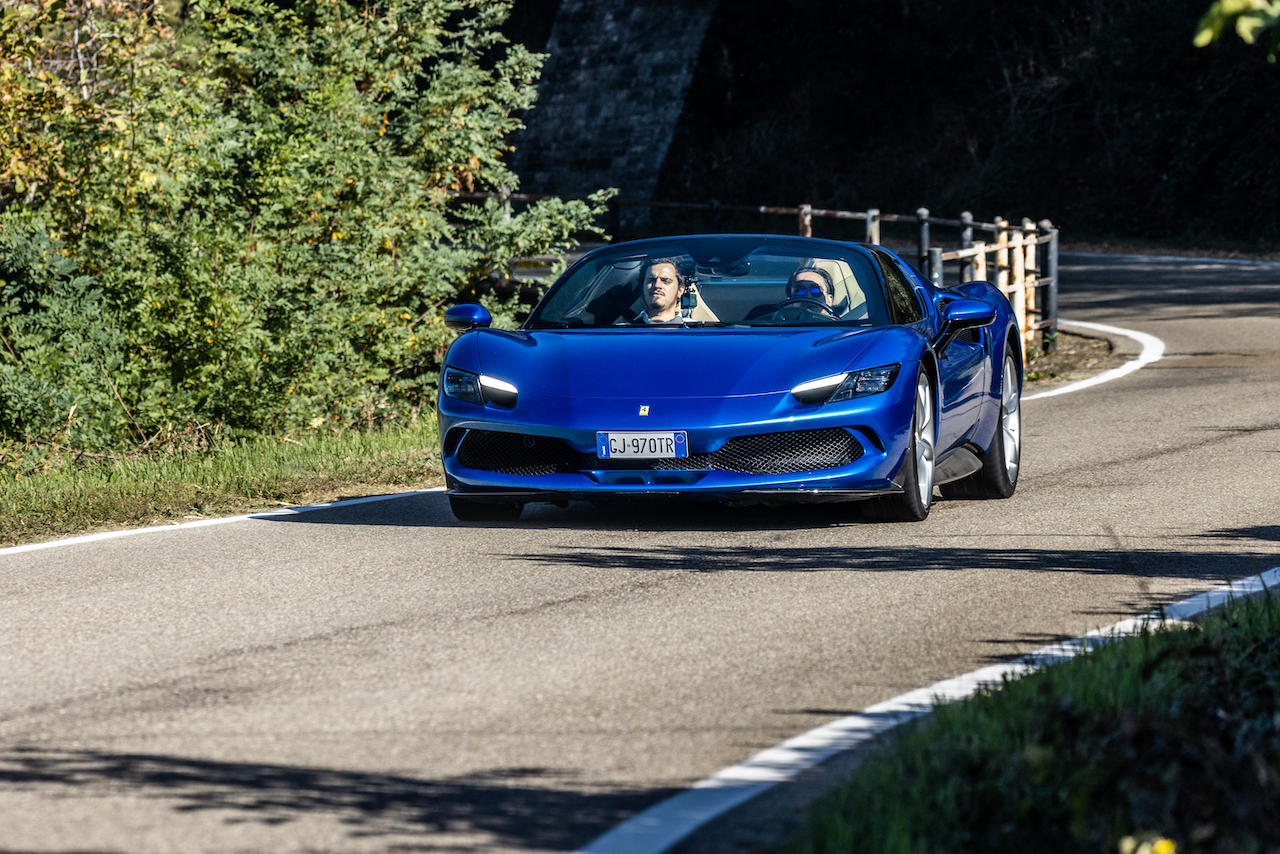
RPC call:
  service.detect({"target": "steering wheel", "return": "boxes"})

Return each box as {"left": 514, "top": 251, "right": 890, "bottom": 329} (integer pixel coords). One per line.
{"left": 762, "top": 296, "right": 839, "bottom": 322}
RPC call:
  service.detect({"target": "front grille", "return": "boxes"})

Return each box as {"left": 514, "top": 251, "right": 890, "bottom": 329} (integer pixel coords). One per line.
{"left": 704, "top": 428, "right": 864, "bottom": 474}
{"left": 457, "top": 430, "right": 579, "bottom": 476}
{"left": 457, "top": 427, "right": 862, "bottom": 477}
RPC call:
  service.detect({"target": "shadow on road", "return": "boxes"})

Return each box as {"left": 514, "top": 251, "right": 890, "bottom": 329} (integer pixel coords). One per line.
{"left": 256, "top": 493, "right": 1279, "bottom": 589}
{"left": 0, "top": 747, "right": 671, "bottom": 852}
{"left": 1060, "top": 255, "right": 1280, "bottom": 321}
{"left": 258, "top": 490, "right": 914, "bottom": 533}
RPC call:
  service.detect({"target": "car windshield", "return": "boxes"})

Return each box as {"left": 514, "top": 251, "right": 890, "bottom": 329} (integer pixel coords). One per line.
{"left": 526, "top": 239, "right": 889, "bottom": 329}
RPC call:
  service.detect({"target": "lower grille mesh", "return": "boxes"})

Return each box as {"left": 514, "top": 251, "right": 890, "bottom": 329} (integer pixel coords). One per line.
{"left": 457, "top": 430, "right": 579, "bottom": 477}
{"left": 457, "top": 428, "right": 862, "bottom": 477}
{"left": 703, "top": 428, "right": 863, "bottom": 474}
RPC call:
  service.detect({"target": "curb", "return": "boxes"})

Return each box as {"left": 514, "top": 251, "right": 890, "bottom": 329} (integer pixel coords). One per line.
{"left": 579, "top": 567, "right": 1280, "bottom": 854}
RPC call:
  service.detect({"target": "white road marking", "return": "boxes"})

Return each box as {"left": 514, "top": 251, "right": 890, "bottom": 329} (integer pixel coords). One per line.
{"left": 579, "top": 566, "right": 1280, "bottom": 854}
{"left": 0, "top": 487, "right": 446, "bottom": 556}
{"left": 1023, "top": 319, "right": 1165, "bottom": 401}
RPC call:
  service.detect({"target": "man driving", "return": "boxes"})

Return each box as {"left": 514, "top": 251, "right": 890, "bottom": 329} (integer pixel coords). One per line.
{"left": 786, "top": 266, "right": 836, "bottom": 308}
{"left": 637, "top": 257, "right": 688, "bottom": 324}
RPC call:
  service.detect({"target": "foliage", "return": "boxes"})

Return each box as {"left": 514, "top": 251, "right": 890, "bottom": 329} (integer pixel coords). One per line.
{"left": 0, "top": 0, "right": 608, "bottom": 453}
{"left": 791, "top": 594, "right": 1280, "bottom": 854}
{"left": 1196, "top": 0, "right": 1280, "bottom": 60}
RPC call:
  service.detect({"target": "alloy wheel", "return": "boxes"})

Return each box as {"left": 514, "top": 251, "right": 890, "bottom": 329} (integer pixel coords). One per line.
{"left": 914, "top": 374, "right": 935, "bottom": 507}
{"left": 1001, "top": 353, "right": 1021, "bottom": 483}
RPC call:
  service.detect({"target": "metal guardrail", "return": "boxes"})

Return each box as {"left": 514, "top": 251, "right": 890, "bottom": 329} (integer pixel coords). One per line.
{"left": 450, "top": 192, "right": 1059, "bottom": 355}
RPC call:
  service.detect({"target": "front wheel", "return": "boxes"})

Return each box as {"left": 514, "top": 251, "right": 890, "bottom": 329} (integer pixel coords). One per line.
{"left": 941, "top": 343, "right": 1021, "bottom": 500}
{"left": 862, "top": 370, "right": 935, "bottom": 522}
{"left": 448, "top": 495, "right": 524, "bottom": 522}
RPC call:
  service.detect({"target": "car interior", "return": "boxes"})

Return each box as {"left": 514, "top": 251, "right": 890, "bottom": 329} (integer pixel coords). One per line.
{"left": 535, "top": 251, "right": 878, "bottom": 327}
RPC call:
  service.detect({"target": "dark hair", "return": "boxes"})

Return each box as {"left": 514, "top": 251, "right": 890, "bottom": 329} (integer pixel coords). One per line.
{"left": 646, "top": 256, "right": 688, "bottom": 289}
{"left": 787, "top": 266, "right": 834, "bottom": 297}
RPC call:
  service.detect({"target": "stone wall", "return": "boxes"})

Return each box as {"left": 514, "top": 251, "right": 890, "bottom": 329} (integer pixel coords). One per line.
{"left": 510, "top": 0, "right": 719, "bottom": 218}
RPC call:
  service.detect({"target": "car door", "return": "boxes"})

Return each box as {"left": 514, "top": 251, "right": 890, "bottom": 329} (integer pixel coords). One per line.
{"left": 877, "top": 253, "right": 986, "bottom": 453}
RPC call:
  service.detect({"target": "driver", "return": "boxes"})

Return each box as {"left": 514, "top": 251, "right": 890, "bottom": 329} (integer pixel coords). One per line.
{"left": 636, "top": 257, "right": 688, "bottom": 325}
{"left": 786, "top": 266, "right": 835, "bottom": 308}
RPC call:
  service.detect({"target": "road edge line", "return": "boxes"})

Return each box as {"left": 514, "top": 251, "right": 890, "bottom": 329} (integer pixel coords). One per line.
{"left": 577, "top": 566, "right": 1280, "bottom": 854}
{"left": 0, "top": 487, "right": 447, "bottom": 556}
{"left": 1023, "top": 319, "right": 1165, "bottom": 401}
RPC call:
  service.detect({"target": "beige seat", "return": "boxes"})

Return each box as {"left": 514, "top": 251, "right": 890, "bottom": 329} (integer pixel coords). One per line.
{"left": 809, "top": 258, "right": 869, "bottom": 320}
{"left": 686, "top": 281, "right": 720, "bottom": 322}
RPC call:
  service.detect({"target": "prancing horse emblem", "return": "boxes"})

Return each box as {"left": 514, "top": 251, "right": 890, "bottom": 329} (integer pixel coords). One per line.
{"left": 639, "top": 405, "right": 650, "bottom": 416}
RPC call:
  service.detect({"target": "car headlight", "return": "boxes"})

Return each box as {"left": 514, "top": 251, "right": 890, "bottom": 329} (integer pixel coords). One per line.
{"left": 791, "top": 364, "right": 900, "bottom": 405}
{"left": 443, "top": 367, "right": 482, "bottom": 404}
{"left": 442, "top": 367, "right": 518, "bottom": 408}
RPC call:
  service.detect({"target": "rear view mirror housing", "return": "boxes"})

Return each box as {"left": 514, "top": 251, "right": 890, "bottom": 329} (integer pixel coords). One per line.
{"left": 934, "top": 299, "right": 996, "bottom": 356}
{"left": 444, "top": 303, "right": 493, "bottom": 332}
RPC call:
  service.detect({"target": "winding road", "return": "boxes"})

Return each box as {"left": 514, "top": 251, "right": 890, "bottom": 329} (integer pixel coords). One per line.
{"left": 2, "top": 254, "right": 1278, "bottom": 853}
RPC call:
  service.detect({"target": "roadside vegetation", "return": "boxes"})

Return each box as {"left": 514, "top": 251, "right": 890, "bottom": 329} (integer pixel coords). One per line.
{"left": 788, "top": 592, "right": 1280, "bottom": 854}
{"left": 1, "top": 0, "right": 605, "bottom": 461}
{"left": 0, "top": 420, "right": 441, "bottom": 547}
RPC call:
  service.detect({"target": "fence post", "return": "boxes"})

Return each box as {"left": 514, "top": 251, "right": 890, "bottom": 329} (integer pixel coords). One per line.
{"left": 960, "top": 211, "right": 974, "bottom": 282}
{"left": 994, "top": 216, "right": 1009, "bottom": 294}
{"left": 916, "top": 207, "right": 930, "bottom": 275}
{"left": 973, "top": 242, "right": 987, "bottom": 281}
{"left": 929, "top": 247, "right": 943, "bottom": 288}
{"left": 1040, "top": 218, "right": 1059, "bottom": 354}
{"left": 1022, "top": 219, "right": 1038, "bottom": 355}
{"left": 1011, "top": 228, "right": 1030, "bottom": 359}
{"left": 866, "top": 208, "right": 880, "bottom": 244}
{"left": 799, "top": 204, "right": 813, "bottom": 237}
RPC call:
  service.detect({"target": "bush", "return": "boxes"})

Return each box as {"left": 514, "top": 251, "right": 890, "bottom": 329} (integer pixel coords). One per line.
{"left": 0, "top": 0, "right": 608, "bottom": 453}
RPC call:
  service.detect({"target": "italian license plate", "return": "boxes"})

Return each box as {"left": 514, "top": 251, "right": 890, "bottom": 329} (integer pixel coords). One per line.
{"left": 596, "top": 431, "right": 688, "bottom": 459}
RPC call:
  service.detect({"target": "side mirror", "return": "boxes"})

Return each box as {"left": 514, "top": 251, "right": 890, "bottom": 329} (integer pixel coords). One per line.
{"left": 933, "top": 299, "right": 996, "bottom": 356}
{"left": 444, "top": 303, "right": 493, "bottom": 332}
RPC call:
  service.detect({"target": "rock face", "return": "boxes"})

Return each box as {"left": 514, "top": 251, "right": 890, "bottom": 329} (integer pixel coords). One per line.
{"left": 511, "top": 0, "right": 719, "bottom": 220}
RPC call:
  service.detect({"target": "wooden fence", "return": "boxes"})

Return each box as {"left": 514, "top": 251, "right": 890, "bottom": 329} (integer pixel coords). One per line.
{"left": 613, "top": 200, "right": 1060, "bottom": 356}
{"left": 453, "top": 192, "right": 1060, "bottom": 355}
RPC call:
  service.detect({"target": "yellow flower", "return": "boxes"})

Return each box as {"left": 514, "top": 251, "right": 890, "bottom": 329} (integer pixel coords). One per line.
{"left": 1153, "top": 840, "right": 1176, "bottom": 854}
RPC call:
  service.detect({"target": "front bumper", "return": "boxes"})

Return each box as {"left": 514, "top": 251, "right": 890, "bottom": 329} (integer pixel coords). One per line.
{"left": 438, "top": 383, "right": 917, "bottom": 506}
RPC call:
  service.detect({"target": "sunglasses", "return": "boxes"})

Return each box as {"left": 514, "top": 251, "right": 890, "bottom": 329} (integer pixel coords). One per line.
{"left": 789, "top": 285, "right": 830, "bottom": 298}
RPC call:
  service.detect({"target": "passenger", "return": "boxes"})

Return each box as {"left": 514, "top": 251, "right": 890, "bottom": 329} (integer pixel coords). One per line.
{"left": 636, "top": 257, "right": 689, "bottom": 325}
{"left": 786, "top": 266, "right": 836, "bottom": 309}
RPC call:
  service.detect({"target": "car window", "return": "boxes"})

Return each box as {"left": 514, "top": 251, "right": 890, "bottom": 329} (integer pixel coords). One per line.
{"left": 873, "top": 251, "right": 925, "bottom": 325}
{"left": 526, "top": 240, "right": 891, "bottom": 329}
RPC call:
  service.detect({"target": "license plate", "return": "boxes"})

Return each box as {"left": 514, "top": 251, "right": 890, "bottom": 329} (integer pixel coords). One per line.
{"left": 596, "top": 431, "right": 688, "bottom": 459}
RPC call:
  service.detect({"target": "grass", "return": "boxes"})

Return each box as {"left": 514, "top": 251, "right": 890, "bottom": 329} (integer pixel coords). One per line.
{"left": 0, "top": 419, "right": 443, "bottom": 547}
{"left": 788, "top": 593, "right": 1280, "bottom": 854}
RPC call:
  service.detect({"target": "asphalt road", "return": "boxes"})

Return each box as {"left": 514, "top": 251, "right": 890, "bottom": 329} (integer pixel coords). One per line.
{"left": 2, "top": 254, "right": 1278, "bottom": 853}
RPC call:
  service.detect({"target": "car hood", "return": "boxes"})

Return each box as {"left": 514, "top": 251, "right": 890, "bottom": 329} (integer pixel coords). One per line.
{"left": 472, "top": 327, "right": 887, "bottom": 399}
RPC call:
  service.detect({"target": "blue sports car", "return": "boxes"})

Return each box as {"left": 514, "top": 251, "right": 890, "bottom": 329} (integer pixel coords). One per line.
{"left": 437, "top": 234, "right": 1022, "bottom": 522}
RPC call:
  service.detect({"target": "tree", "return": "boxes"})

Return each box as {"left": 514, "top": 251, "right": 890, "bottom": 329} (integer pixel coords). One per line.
{"left": 1196, "top": 0, "right": 1280, "bottom": 59}
{"left": 0, "top": 0, "right": 608, "bottom": 449}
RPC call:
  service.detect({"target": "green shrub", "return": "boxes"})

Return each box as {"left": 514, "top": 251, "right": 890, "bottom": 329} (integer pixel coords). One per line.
{"left": 0, "top": 0, "right": 608, "bottom": 454}
{"left": 793, "top": 595, "right": 1280, "bottom": 854}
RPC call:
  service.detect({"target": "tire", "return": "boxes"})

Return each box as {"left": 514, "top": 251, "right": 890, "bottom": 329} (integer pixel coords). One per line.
{"left": 448, "top": 495, "right": 524, "bottom": 522}
{"left": 862, "top": 370, "right": 935, "bottom": 522}
{"left": 940, "top": 343, "right": 1021, "bottom": 500}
